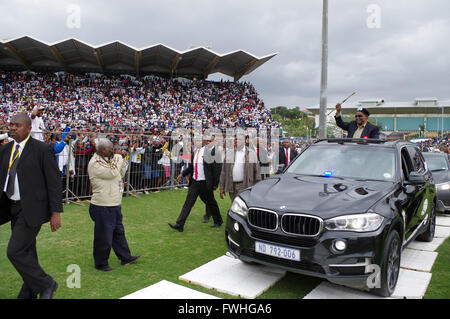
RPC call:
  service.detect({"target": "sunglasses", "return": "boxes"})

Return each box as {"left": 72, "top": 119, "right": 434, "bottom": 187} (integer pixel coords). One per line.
{"left": 355, "top": 114, "right": 366, "bottom": 118}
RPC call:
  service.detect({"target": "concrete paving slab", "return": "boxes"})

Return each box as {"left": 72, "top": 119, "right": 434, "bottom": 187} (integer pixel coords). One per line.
{"left": 409, "top": 237, "right": 446, "bottom": 252}
{"left": 400, "top": 248, "right": 438, "bottom": 272}
{"left": 121, "top": 280, "right": 220, "bottom": 299}
{"left": 435, "top": 226, "right": 450, "bottom": 238}
{"left": 303, "top": 281, "right": 381, "bottom": 299}
{"left": 391, "top": 269, "right": 432, "bottom": 299}
{"left": 179, "top": 255, "right": 286, "bottom": 299}
{"left": 303, "top": 269, "right": 432, "bottom": 299}
{"left": 436, "top": 216, "right": 450, "bottom": 227}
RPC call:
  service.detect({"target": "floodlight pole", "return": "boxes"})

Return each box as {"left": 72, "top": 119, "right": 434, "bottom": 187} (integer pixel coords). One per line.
{"left": 318, "top": 0, "right": 328, "bottom": 139}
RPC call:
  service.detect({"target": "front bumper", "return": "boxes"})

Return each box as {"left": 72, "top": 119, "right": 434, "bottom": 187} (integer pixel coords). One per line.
{"left": 225, "top": 210, "right": 389, "bottom": 288}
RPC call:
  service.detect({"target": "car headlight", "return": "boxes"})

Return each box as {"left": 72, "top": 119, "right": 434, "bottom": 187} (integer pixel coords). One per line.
{"left": 325, "top": 213, "right": 384, "bottom": 232}
{"left": 230, "top": 196, "right": 248, "bottom": 218}
{"left": 436, "top": 182, "right": 450, "bottom": 191}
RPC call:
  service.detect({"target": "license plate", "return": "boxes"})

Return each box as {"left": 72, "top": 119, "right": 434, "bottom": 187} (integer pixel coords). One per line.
{"left": 255, "top": 241, "right": 300, "bottom": 261}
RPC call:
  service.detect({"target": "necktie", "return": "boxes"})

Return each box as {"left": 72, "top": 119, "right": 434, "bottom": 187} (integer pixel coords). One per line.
{"left": 194, "top": 149, "right": 200, "bottom": 180}
{"left": 285, "top": 148, "right": 289, "bottom": 167}
{"left": 6, "top": 144, "right": 20, "bottom": 198}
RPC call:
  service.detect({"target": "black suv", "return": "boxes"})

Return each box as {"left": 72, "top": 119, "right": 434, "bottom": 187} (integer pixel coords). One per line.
{"left": 225, "top": 139, "right": 436, "bottom": 297}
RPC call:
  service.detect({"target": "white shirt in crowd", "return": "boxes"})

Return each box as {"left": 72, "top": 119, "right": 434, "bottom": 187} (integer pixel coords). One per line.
{"left": 57, "top": 142, "right": 76, "bottom": 175}
{"left": 192, "top": 147, "right": 205, "bottom": 181}
{"left": 233, "top": 147, "right": 246, "bottom": 182}
{"left": 31, "top": 116, "right": 45, "bottom": 142}
{"left": 130, "top": 147, "right": 145, "bottom": 163}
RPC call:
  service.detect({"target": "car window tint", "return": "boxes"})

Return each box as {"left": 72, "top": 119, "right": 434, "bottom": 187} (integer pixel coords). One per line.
{"left": 400, "top": 149, "right": 411, "bottom": 179}
{"left": 422, "top": 155, "right": 449, "bottom": 171}
{"left": 406, "top": 146, "right": 425, "bottom": 173}
{"left": 286, "top": 145, "right": 396, "bottom": 181}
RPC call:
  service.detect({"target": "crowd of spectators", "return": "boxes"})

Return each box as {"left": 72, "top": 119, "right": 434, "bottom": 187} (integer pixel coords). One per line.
{"left": 0, "top": 71, "right": 280, "bottom": 134}
{"left": 0, "top": 70, "right": 285, "bottom": 199}
{"left": 417, "top": 135, "right": 450, "bottom": 154}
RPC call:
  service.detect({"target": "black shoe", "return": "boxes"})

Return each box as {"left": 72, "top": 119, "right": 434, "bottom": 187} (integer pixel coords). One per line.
{"left": 210, "top": 222, "right": 223, "bottom": 228}
{"left": 39, "top": 281, "right": 58, "bottom": 299}
{"left": 168, "top": 223, "right": 184, "bottom": 232}
{"left": 95, "top": 265, "right": 113, "bottom": 272}
{"left": 17, "top": 284, "right": 37, "bottom": 299}
{"left": 121, "top": 255, "right": 141, "bottom": 266}
{"left": 203, "top": 216, "right": 211, "bottom": 223}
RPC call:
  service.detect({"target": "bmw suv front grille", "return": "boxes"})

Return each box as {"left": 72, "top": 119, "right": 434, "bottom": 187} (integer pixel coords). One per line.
{"left": 281, "top": 214, "right": 322, "bottom": 236}
{"left": 248, "top": 208, "right": 278, "bottom": 231}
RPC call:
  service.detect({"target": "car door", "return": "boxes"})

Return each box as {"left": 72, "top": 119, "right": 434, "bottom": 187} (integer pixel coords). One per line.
{"left": 402, "top": 146, "right": 432, "bottom": 241}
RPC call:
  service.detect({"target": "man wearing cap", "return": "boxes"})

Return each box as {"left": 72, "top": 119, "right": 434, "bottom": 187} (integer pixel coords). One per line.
{"left": 30, "top": 106, "right": 46, "bottom": 142}
{"left": 334, "top": 103, "right": 380, "bottom": 139}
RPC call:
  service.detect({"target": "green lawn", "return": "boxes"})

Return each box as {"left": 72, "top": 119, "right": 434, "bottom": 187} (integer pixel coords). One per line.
{"left": 424, "top": 236, "right": 450, "bottom": 299}
{"left": 0, "top": 190, "right": 447, "bottom": 299}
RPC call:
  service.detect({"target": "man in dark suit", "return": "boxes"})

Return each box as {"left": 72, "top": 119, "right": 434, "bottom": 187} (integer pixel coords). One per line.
{"left": 168, "top": 134, "right": 222, "bottom": 232}
{"left": 278, "top": 139, "right": 298, "bottom": 171}
{"left": 334, "top": 104, "right": 380, "bottom": 139}
{"left": 0, "top": 113, "right": 62, "bottom": 299}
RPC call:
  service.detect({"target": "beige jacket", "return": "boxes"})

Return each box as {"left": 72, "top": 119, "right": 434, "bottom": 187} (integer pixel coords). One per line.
{"left": 88, "top": 153, "right": 128, "bottom": 207}
{"left": 220, "top": 147, "right": 261, "bottom": 193}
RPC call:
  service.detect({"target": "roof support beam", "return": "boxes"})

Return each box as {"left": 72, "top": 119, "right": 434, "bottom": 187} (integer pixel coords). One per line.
{"left": 170, "top": 53, "right": 182, "bottom": 78}
{"left": 202, "top": 56, "right": 220, "bottom": 78}
{"left": 94, "top": 48, "right": 104, "bottom": 74}
{"left": 233, "top": 57, "right": 258, "bottom": 82}
{"left": 3, "top": 42, "right": 32, "bottom": 70}
{"left": 134, "top": 51, "right": 142, "bottom": 78}
{"left": 49, "top": 46, "right": 68, "bottom": 72}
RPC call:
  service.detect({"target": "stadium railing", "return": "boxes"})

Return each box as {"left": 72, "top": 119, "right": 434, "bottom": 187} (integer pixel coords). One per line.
{"left": 20, "top": 130, "right": 283, "bottom": 204}
{"left": 30, "top": 131, "right": 190, "bottom": 204}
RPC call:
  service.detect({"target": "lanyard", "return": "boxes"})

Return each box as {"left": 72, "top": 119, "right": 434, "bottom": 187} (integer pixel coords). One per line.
{"left": 8, "top": 136, "right": 30, "bottom": 170}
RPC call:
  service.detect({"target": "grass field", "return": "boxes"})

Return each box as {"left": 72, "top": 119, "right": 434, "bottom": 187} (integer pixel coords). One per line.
{"left": 0, "top": 189, "right": 448, "bottom": 299}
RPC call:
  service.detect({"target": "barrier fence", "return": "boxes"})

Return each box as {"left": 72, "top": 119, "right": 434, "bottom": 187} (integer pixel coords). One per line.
{"left": 53, "top": 132, "right": 190, "bottom": 204}
{"left": 24, "top": 130, "right": 281, "bottom": 205}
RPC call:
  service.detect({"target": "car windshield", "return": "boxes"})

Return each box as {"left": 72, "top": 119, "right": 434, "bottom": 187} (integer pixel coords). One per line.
{"left": 286, "top": 144, "right": 396, "bottom": 181}
{"left": 423, "top": 154, "right": 449, "bottom": 172}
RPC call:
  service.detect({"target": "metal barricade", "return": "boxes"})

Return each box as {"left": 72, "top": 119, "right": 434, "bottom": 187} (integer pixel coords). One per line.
{"left": 32, "top": 131, "right": 190, "bottom": 204}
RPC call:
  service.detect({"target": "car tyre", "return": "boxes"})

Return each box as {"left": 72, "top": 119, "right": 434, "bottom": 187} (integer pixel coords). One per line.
{"left": 417, "top": 206, "right": 436, "bottom": 242}
{"left": 372, "top": 230, "right": 401, "bottom": 297}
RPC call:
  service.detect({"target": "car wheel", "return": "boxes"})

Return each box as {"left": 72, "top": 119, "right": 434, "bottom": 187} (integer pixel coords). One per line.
{"left": 417, "top": 206, "right": 436, "bottom": 242}
{"left": 372, "top": 230, "right": 401, "bottom": 297}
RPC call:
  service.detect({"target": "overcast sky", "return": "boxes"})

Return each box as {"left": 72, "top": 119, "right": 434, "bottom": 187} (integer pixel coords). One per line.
{"left": 1, "top": 0, "right": 449, "bottom": 109}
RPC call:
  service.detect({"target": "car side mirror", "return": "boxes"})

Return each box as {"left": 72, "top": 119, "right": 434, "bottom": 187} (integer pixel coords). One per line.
{"left": 276, "top": 164, "right": 286, "bottom": 174}
{"left": 406, "top": 171, "right": 426, "bottom": 185}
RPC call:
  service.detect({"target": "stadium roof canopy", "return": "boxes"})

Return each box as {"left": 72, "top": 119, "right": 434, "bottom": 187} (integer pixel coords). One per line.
{"left": 0, "top": 36, "right": 277, "bottom": 81}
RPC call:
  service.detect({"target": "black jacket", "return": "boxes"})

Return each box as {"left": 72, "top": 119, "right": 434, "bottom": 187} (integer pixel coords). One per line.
{"left": 335, "top": 115, "right": 380, "bottom": 139}
{"left": 182, "top": 146, "right": 222, "bottom": 191}
{"left": 278, "top": 147, "right": 298, "bottom": 166}
{"left": 0, "top": 138, "right": 63, "bottom": 227}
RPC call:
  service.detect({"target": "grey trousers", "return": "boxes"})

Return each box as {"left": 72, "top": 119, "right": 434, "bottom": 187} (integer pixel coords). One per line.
{"left": 229, "top": 181, "right": 246, "bottom": 202}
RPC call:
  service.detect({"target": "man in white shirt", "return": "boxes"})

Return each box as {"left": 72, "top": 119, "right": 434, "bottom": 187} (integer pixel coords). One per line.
{"left": 219, "top": 134, "right": 261, "bottom": 202}
{"left": 30, "top": 106, "right": 46, "bottom": 142}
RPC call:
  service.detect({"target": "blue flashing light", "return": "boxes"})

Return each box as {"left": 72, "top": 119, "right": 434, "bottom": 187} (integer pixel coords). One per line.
{"left": 323, "top": 170, "right": 333, "bottom": 177}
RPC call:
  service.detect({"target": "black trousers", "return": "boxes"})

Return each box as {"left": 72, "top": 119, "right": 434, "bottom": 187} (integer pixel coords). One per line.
{"left": 7, "top": 202, "right": 53, "bottom": 295}
{"left": 89, "top": 204, "right": 132, "bottom": 268}
{"left": 176, "top": 180, "right": 222, "bottom": 227}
